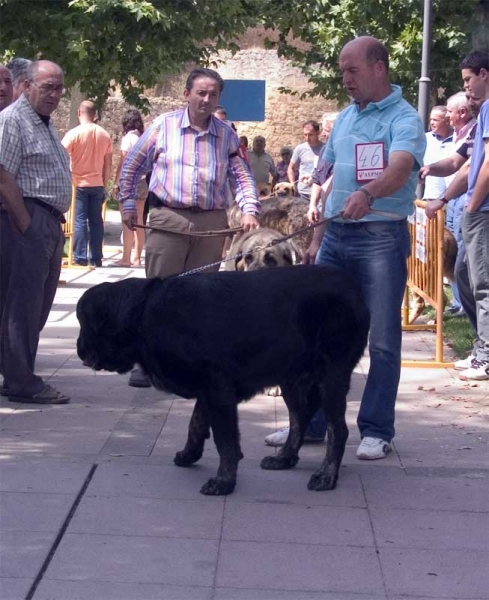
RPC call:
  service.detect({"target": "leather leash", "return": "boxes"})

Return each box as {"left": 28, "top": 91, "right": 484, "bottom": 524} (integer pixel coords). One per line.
{"left": 174, "top": 208, "right": 403, "bottom": 276}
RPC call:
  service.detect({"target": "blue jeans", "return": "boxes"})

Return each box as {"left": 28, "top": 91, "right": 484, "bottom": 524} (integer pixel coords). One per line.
{"left": 462, "top": 210, "right": 489, "bottom": 361}
{"left": 313, "top": 219, "right": 411, "bottom": 442}
{"left": 446, "top": 195, "right": 466, "bottom": 309}
{"left": 74, "top": 186, "right": 105, "bottom": 264}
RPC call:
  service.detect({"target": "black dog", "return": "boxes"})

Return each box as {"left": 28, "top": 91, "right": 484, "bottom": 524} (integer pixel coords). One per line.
{"left": 77, "top": 266, "right": 369, "bottom": 496}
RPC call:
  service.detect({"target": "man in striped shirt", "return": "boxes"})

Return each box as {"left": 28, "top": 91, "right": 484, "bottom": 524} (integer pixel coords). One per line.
{"left": 119, "top": 67, "right": 259, "bottom": 277}
{"left": 118, "top": 67, "right": 260, "bottom": 387}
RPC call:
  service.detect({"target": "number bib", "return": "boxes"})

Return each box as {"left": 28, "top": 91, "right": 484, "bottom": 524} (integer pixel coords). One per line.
{"left": 355, "top": 142, "right": 385, "bottom": 182}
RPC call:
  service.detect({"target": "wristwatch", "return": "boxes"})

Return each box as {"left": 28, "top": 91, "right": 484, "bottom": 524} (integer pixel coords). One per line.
{"left": 357, "top": 187, "right": 375, "bottom": 207}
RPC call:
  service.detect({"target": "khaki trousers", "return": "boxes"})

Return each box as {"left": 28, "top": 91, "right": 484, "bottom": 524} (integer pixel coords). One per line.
{"left": 145, "top": 206, "right": 228, "bottom": 278}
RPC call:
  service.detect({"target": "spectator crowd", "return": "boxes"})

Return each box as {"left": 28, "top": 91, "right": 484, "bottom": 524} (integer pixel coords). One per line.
{"left": 0, "top": 44, "right": 488, "bottom": 466}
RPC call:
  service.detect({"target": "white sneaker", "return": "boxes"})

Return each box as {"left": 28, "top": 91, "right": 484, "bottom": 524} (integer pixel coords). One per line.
{"left": 453, "top": 355, "right": 475, "bottom": 370}
{"left": 356, "top": 437, "right": 391, "bottom": 460}
{"left": 265, "top": 427, "right": 290, "bottom": 446}
{"left": 264, "top": 427, "right": 325, "bottom": 446}
{"left": 459, "top": 359, "right": 489, "bottom": 380}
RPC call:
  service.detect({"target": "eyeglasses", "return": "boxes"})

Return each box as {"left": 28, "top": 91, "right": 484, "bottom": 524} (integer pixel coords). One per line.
{"left": 30, "top": 82, "right": 66, "bottom": 96}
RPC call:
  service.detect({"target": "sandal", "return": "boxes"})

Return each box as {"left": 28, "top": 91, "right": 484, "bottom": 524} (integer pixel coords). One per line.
{"left": 9, "top": 384, "right": 70, "bottom": 405}
{"left": 109, "top": 260, "right": 132, "bottom": 268}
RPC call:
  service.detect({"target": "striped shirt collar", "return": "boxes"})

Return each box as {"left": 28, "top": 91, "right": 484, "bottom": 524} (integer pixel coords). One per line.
{"left": 179, "top": 107, "right": 219, "bottom": 137}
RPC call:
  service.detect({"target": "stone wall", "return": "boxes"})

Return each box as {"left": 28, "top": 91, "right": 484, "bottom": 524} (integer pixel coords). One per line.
{"left": 52, "top": 27, "right": 341, "bottom": 174}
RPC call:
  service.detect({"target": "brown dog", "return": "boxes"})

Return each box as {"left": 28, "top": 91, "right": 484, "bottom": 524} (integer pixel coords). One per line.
{"left": 408, "top": 228, "right": 458, "bottom": 323}
{"left": 227, "top": 227, "right": 302, "bottom": 272}
{"left": 228, "top": 195, "right": 312, "bottom": 255}
{"left": 273, "top": 181, "right": 296, "bottom": 197}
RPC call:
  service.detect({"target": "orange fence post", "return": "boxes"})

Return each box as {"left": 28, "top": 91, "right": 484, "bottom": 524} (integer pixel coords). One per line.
{"left": 402, "top": 199, "right": 453, "bottom": 368}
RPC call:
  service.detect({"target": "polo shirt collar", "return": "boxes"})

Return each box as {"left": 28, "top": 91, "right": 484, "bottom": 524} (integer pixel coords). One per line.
{"left": 357, "top": 84, "right": 403, "bottom": 113}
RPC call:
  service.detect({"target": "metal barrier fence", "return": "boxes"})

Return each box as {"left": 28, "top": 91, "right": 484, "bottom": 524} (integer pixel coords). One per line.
{"left": 402, "top": 199, "right": 453, "bottom": 367}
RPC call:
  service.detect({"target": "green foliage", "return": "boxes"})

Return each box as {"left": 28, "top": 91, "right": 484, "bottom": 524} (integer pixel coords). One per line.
{"left": 0, "top": 0, "right": 260, "bottom": 111}
{"left": 444, "top": 314, "right": 475, "bottom": 359}
{"left": 261, "top": 0, "right": 482, "bottom": 106}
{"left": 1, "top": 0, "right": 485, "bottom": 110}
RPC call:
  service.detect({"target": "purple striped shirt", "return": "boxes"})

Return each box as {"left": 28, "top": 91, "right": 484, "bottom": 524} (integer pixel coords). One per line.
{"left": 118, "top": 108, "right": 259, "bottom": 216}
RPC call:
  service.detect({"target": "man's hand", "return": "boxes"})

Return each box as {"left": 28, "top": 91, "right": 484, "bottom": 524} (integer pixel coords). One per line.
{"left": 425, "top": 199, "right": 445, "bottom": 219}
{"left": 16, "top": 213, "right": 32, "bottom": 234}
{"left": 304, "top": 239, "right": 321, "bottom": 264}
{"left": 341, "top": 190, "right": 370, "bottom": 220}
{"left": 122, "top": 211, "right": 138, "bottom": 231}
{"left": 419, "top": 165, "right": 431, "bottom": 181}
{"left": 307, "top": 204, "right": 320, "bottom": 223}
{"left": 241, "top": 213, "right": 259, "bottom": 232}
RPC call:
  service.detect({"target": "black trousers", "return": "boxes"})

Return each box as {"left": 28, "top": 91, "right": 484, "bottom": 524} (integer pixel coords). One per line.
{"left": 0, "top": 202, "right": 64, "bottom": 395}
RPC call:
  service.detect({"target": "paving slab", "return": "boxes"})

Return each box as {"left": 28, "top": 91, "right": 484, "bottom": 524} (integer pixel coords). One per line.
{"left": 215, "top": 541, "right": 384, "bottom": 595}
{"left": 34, "top": 581, "right": 214, "bottom": 600}
{"left": 380, "top": 547, "right": 488, "bottom": 598}
{"left": 44, "top": 534, "right": 219, "bottom": 586}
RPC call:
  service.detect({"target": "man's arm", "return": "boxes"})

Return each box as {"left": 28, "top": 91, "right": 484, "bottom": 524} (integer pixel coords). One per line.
{"left": 467, "top": 138, "right": 489, "bottom": 213}
{"left": 425, "top": 161, "right": 470, "bottom": 219}
{"left": 419, "top": 153, "right": 467, "bottom": 180}
{"left": 304, "top": 176, "right": 333, "bottom": 264}
{"left": 228, "top": 143, "right": 260, "bottom": 232}
{"left": 342, "top": 151, "right": 414, "bottom": 220}
{"left": 119, "top": 123, "right": 158, "bottom": 229}
{"left": 270, "top": 158, "right": 278, "bottom": 189}
{"left": 0, "top": 166, "right": 31, "bottom": 233}
{"left": 102, "top": 152, "right": 112, "bottom": 188}
{"left": 287, "top": 161, "right": 298, "bottom": 185}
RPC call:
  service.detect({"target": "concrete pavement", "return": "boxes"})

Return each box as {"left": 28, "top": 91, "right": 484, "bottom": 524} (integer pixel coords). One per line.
{"left": 1, "top": 215, "right": 488, "bottom": 600}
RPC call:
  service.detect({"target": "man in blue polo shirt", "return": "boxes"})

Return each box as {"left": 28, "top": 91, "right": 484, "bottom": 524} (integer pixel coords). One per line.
{"left": 319, "top": 36, "right": 425, "bottom": 459}
{"left": 265, "top": 37, "right": 425, "bottom": 458}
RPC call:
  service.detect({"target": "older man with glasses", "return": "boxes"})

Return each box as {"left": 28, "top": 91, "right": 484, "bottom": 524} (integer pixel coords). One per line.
{"left": 0, "top": 60, "right": 72, "bottom": 404}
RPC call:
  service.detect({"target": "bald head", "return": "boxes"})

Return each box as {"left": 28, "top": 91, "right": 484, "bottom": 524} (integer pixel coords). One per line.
{"left": 0, "top": 65, "right": 13, "bottom": 111}
{"left": 24, "top": 60, "right": 65, "bottom": 116}
{"left": 78, "top": 100, "right": 97, "bottom": 122}
{"left": 339, "top": 36, "right": 392, "bottom": 109}
{"left": 342, "top": 36, "right": 389, "bottom": 72}
{"left": 27, "top": 60, "right": 63, "bottom": 82}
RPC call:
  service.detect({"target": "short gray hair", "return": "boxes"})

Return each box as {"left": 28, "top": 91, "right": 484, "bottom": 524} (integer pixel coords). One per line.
{"left": 447, "top": 91, "right": 470, "bottom": 111}
{"left": 5, "top": 57, "right": 31, "bottom": 85}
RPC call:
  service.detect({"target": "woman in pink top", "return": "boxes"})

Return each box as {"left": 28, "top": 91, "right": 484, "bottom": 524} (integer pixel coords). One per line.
{"left": 112, "top": 109, "right": 147, "bottom": 266}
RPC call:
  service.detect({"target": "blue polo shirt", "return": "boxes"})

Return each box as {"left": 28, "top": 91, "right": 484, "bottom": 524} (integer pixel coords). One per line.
{"left": 467, "top": 99, "right": 489, "bottom": 212}
{"left": 323, "top": 85, "right": 426, "bottom": 221}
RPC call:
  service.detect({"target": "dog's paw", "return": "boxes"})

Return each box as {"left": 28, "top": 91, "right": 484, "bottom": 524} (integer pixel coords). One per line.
{"left": 200, "top": 477, "right": 236, "bottom": 496}
{"left": 260, "top": 455, "right": 299, "bottom": 470}
{"left": 174, "top": 448, "right": 203, "bottom": 467}
{"left": 307, "top": 470, "right": 337, "bottom": 491}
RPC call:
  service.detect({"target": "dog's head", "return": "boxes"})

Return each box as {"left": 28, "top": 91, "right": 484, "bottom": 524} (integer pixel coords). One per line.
{"left": 273, "top": 181, "right": 295, "bottom": 197}
{"left": 234, "top": 228, "right": 302, "bottom": 271}
{"left": 76, "top": 278, "right": 153, "bottom": 374}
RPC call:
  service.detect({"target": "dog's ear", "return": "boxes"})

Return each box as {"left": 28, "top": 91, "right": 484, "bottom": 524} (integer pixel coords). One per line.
{"left": 78, "top": 279, "right": 154, "bottom": 337}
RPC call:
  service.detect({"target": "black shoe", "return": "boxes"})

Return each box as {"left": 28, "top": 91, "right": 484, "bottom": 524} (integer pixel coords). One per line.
{"left": 128, "top": 368, "right": 152, "bottom": 388}
{"left": 73, "top": 260, "right": 88, "bottom": 267}
{"left": 89, "top": 260, "right": 103, "bottom": 267}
